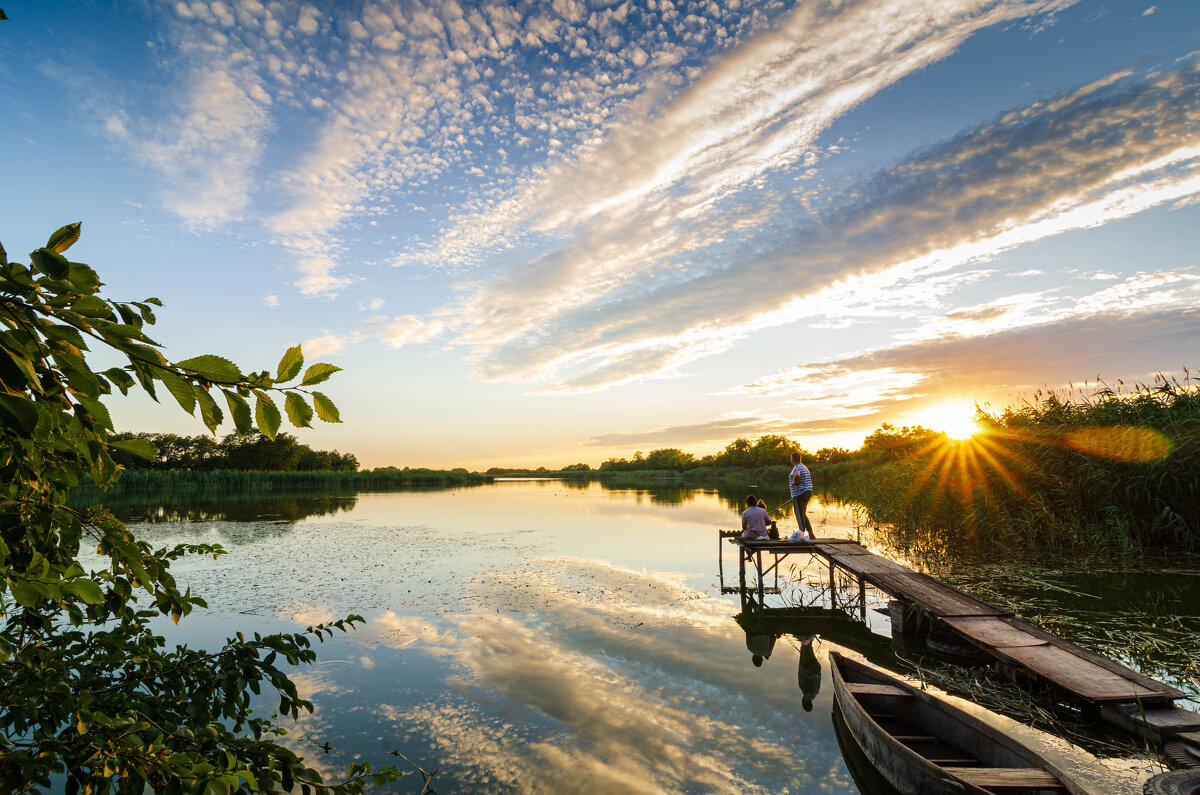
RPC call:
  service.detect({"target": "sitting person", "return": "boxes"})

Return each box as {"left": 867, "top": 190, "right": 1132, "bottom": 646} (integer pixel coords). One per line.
{"left": 740, "top": 494, "right": 771, "bottom": 540}
{"left": 756, "top": 499, "right": 780, "bottom": 540}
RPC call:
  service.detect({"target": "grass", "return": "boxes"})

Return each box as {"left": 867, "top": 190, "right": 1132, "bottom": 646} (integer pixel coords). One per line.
{"left": 78, "top": 467, "right": 490, "bottom": 492}
{"left": 829, "top": 374, "right": 1200, "bottom": 553}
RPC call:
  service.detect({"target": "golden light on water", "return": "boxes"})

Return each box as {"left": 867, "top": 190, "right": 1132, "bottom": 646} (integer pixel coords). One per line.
{"left": 1065, "top": 426, "right": 1173, "bottom": 463}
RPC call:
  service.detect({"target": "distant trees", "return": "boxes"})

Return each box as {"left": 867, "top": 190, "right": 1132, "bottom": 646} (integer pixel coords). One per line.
{"left": 108, "top": 431, "right": 359, "bottom": 472}
{"left": 858, "top": 423, "right": 944, "bottom": 460}
{"left": 561, "top": 462, "right": 592, "bottom": 471}
{"left": 813, "top": 447, "right": 853, "bottom": 463}
{"left": 600, "top": 435, "right": 807, "bottom": 472}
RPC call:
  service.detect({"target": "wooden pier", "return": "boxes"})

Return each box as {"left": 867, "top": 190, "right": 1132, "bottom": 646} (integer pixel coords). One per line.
{"left": 723, "top": 534, "right": 1200, "bottom": 745}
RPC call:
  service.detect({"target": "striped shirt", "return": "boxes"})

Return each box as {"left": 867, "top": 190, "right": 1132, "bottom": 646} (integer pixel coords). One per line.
{"left": 790, "top": 463, "right": 812, "bottom": 497}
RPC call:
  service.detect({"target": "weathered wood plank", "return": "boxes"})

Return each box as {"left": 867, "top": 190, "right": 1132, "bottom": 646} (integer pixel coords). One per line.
{"left": 942, "top": 767, "right": 1067, "bottom": 790}
{"left": 942, "top": 616, "right": 1048, "bottom": 648}
{"left": 874, "top": 574, "right": 1007, "bottom": 617}
{"left": 1001, "top": 618, "right": 1185, "bottom": 698}
{"left": 993, "top": 644, "right": 1168, "bottom": 700}
{"left": 845, "top": 682, "right": 912, "bottom": 698}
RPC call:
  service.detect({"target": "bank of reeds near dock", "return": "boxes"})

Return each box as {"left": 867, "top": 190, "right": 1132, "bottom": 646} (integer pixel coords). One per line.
{"left": 79, "top": 467, "right": 489, "bottom": 492}
{"left": 827, "top": 376, "right": 1200, "bottom": 553}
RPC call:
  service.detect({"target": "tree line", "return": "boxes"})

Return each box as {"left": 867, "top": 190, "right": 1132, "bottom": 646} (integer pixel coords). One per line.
{"left": 108, "top": 431, "right": 359, "bottom": 472}
{"left": 594, "top": 434, "right": 858, "bottom": 472}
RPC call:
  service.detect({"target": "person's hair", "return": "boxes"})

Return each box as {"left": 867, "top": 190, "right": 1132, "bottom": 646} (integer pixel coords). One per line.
{"left": 745, "top": 494, "right": 757, "bottom": 507}
{"left": 756, "top": 499, "right": 766, "bottom": 508}
{"left": 790, "top": 451, "right": 802, "bottom": 464}
{"left": 752, "top": 654, "right": 764, "bottom": 667}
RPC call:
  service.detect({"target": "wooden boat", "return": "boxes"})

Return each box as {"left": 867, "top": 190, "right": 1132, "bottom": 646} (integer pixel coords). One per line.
{"left": 830, "top": 651, "right": 1088, "bottom": 794}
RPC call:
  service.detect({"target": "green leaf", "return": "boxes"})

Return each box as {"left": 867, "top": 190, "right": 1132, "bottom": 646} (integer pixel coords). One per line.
{"left": 175, "top": 354, "right": 243, "bottom": 383}
{"left": 109, "top": 437, "right": 157, "bottom": 461}
{"left": 65, "top": 578, "right": 104, "bottom": 605}
{"left": 71, "top": 295, "right": 112, "bottom": 318}
{"left": 284, "top": 393, "right": 313, "bottom": 428}
{"left": 311, "top": 391, "right": 341, "bottom": 423}
{"left": 156, "top": 370, "right": 196, "bottom": 415}
{"left": 0, "top": 350, "right": 41, "bottom": 393}
{"left": 194, "top": 385, "right": 223, "bottom": 434}
{"left": 43, "top": 324, "right": 89, "bottom": 350}
{"left": 222, "top": 390, "right": 252, "bottom": 434}
{"left": 8, "top": 577, "right": 38, "bottom": 608}
{"left": 0, "top": 392, "right": 40, "bottom": 433}
{"left": 102, "top": 367, "right": 136, "bottom": 395}
{"left": 300, "top": 362, "right": 341, "bottom": 386}
{"left": 67, "top": 261, "right": 100, "bottom": 294}
{"left": 76, "top": 396, "right": 114, "bottom": 430}
{"left": 47, "top": 222, "right": 82, "bottom": 253}
{"left": 255, "top": 393, "right": 281, "bottom": 440}
{"left": 30, "top": 248, "right": 70, "bottom": 279}
{"left": 276, "top": 345, "right": 304, "bottom": 383}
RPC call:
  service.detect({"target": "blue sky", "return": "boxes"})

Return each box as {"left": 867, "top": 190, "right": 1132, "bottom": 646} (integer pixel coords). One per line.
{"left": 3, "top": 0, "right": 1198, "bottom": 468}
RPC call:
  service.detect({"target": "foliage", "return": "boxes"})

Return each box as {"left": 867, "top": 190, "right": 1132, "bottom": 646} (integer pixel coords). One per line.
{"left": 72, "top": 466, "right": 486, "bottom": 494}
{"left": 831, "top": 376, "right": 1200, "bottom": 552}
{"left": 599, "top": 435, "right": 807, "bottom": 473}
{"left": 559, "top": 462, "right": 592, "bottom": 472}
{"left": 857, "top": 423, "right": 945, "bottom": 460}
{"left": 0, "top": 225, "right": 402, "bottom": 792}
{"left": 105, "top": 432, "right": 359, "bottom": 473}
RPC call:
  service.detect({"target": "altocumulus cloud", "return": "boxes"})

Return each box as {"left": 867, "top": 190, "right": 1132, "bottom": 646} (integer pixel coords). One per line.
{"left": 446, "top": 56, "right": 1200, "bottom": 393}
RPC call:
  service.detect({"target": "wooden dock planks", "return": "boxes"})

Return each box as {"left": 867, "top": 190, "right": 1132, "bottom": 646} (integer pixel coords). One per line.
{"left": 727, "top": 534, "right": 1185, "bottom": 709}
{"left": 991, "top": 643, "right": 1169, "bottom": 701}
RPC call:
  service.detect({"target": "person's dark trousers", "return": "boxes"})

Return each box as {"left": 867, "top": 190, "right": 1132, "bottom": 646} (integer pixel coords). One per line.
{"left": 792, "top": 491, "right": 813, "bottom": 536}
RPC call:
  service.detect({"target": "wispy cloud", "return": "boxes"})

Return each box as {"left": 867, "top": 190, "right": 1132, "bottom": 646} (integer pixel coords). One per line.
{"left": 735, "top": 306, "right": 1200, "bottom": 413}
{"left": 435, "top": 55, "right": 1200, "bottom": 392}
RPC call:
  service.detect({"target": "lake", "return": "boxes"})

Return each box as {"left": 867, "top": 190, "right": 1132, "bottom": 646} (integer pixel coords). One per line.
{"left": 77, "top": 479, "right": 1198, "bottom": 793}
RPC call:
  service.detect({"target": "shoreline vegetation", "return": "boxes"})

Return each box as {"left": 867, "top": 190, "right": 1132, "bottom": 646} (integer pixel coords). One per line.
{"left": 83, "top": 375, "right": 1197, "bottom": 552}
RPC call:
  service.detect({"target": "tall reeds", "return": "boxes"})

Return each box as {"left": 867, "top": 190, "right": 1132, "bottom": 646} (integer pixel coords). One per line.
{"left": 833, "top": 373, "right": 1200, "bottom": 553}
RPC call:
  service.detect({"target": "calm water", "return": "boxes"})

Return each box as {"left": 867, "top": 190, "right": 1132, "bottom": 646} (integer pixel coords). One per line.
{"left": 74, "top": 480, "right": 1198, "bottom": 793}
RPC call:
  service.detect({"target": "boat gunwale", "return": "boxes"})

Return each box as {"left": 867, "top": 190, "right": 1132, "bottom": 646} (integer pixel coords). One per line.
{"left": 829, "top": 650, "right": 1087, "bottom": 795}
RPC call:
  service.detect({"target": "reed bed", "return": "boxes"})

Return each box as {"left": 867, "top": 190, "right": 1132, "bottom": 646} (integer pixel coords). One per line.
{"left": 79, "top": 467, "right": 490, "bottom": 492}
{"left": 831, "top": 374, "right": 1200, "bottom": 553}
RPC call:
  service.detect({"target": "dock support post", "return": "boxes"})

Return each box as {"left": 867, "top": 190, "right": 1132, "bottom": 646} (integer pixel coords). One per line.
{"left": 858, "top": 575, "right": 866, "bottom": 621}
{"left": 738, "top": 547, "right": 747, "bottom": 604}
{"left": 755, "top": 549, "right": 765, "bottom": 608}
{"left": 829, "top": 559, "right": 837, "bottom": 609}
{"left": 717, "top": 534, "right": 725, "bottom": 588}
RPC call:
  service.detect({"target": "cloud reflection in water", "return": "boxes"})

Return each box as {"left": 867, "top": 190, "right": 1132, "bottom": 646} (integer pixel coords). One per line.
{"left": 363, "top": 557, "right": 855, "bottom": 793}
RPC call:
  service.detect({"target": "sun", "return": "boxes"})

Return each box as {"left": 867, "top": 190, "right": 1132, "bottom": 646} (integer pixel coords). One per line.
{"left": 908, "top": 401, "right": 982, "bottom": 441}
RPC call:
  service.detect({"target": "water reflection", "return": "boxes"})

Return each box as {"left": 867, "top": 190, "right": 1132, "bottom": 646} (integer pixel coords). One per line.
{"left": 69, "top": 487, "right": 361, "bottom": 523}
{"left": 92, "top": 480, "right": 1185, "bottom": 792}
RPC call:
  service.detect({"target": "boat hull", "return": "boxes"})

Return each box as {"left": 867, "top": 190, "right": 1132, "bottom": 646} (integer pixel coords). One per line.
{"left": 830, "top": 651, "right": 1083, "bottom": 795}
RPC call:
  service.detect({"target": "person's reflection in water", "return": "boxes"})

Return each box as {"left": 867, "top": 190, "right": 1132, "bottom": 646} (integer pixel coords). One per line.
{"left": 746, "top": 628, "right": 777, "bottom": 667}
{"left": 797, "top": 635, "right": 822, "bottom": 711}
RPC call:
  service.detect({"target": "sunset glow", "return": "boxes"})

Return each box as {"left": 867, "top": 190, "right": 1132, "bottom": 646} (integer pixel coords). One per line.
{"left": 3, "top": 1, "right": 1199, "bottom": 467}
{"left": 907, "top": 402, "right": 983, "bottom": 442}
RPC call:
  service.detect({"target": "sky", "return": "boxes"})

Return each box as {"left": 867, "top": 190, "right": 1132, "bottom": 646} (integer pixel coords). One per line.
{"left": 2, "top": 0, "right": 1199, "bottom": 469}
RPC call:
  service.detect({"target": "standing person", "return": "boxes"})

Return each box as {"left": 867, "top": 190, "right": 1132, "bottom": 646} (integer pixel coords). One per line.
{"left": 789, "top": 452, "right": 814, "bottom": 540}
{"left": 740, "top": 494, "right": 771, "bottom": 540}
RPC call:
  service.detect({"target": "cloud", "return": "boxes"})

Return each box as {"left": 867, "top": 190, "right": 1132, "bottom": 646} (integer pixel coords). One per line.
{"left": 303, "top": 331, "right": 348, "bottom": 358}
{"left": 439, "top": 56, "right": 1200, "bottom": 391}
{"left": 736, "top": 306, "right": 1200, "bottom": 413}
{"left": 597, "top": 305, "right": 1200, "bottom": 452}
{"left": 109, "top": 64, "right": 272, "bottom": 229}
